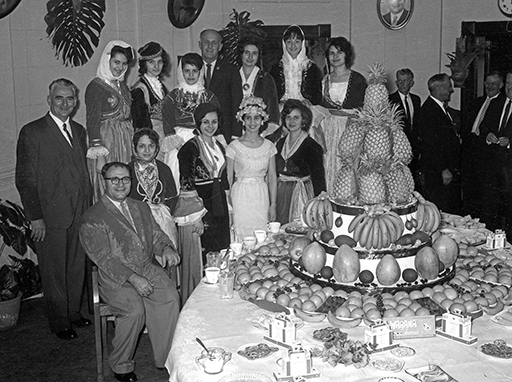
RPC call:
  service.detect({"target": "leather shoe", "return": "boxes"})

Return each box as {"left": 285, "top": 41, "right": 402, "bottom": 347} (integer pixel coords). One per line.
{"left": 71, "top": 317, "right": 92, "bottom": 327}
{"left": 114, "top": 372, "right": 137, "bottom": 382}
{"left": 56, "top": 328, "right": 78, "bottom": 340}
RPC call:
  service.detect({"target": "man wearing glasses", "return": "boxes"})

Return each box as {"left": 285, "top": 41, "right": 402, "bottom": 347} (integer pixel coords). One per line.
{"left": 79, "top": 162, "right": 180, "bottom": 382}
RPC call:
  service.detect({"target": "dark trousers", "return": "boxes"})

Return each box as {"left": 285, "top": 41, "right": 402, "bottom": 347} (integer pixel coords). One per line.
{"left": 482, "top": 162, "right": 512, "bottom": 237}
{"left": 422, "top": 170, "right": 461, "bottom": 215}
{"left": 35, "top": 217, "right": 86, "bottom": 332}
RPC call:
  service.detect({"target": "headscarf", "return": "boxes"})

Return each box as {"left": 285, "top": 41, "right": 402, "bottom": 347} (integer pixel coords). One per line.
{"left": 96, "top": 40, "right": 133, "bottom": 83}
{"left": 176, "top": 56, "right": 205, "bottom": 94}
{"left": 138, "top": 41, "right": 162, "bottom": 61}
{"left": 281, "top": 25, "right": 311, "bottom": 101}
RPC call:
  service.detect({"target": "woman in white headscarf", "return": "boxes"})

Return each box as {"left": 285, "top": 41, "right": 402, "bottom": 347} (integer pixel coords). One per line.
{"left": 269, "top": 25, "right": 322, "bottom": 107}
{"left": 161, "top": 52, "right": 220, "bottom": 191}
{"left": 85, "top": 40, "right": 135, "bottom": 202}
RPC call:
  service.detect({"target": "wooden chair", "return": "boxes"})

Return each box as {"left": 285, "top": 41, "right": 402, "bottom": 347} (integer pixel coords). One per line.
{"left": 92, "top": 265, "right": 115, "bottom": 382}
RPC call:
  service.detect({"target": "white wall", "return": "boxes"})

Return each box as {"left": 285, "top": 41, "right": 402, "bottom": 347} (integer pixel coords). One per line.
{"left": 0, "top": 0, "right": 509, "bottom": 202}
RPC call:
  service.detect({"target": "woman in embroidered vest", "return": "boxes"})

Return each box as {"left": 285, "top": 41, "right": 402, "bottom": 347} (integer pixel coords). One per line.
{"left": 128, "top": 128, "right": 180, "bottom": 285}
{"left": 161, "top": 52, "right": 220, "bottom": 192}
{"left": 226, "top": 96, "right": 277, "bottom": 240}
{"left": 232, "top": 37, "right": 280, "bottom": 139}
{"left": 270, "top": 25, "right": 322, "bottom": 107}
{"left": 276, "top": 100, "right": 326, "bottom": 225}
{"left": 321, "top": 37, "right": 367, "bottom": 193}
{"left": 85, "top": 40, "right": 135, "bottom": 202}
{"left": 131, "top": 42, "right": 169, "bottom": 153}
{"left": 177, "top": 103, "right": 230, "bottom": 304}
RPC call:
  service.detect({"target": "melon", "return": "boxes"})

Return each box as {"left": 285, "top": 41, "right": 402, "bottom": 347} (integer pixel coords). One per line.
{"left": 432, "top": 235, "right": 458, "bottom": 268}
{"left": 376, "top": 254, "right": 401, "bottom": 286}
{"left": 301, "top": 242, "right": 327, "bottom": 274}
{"left": 289, "top": 236, "right": 312, "bottom": 261}
{"left": 332, "top": 244, "right": 360, "bottom": 283}
{"left": 415, "top": 246, "right": 440, "bottom": 280}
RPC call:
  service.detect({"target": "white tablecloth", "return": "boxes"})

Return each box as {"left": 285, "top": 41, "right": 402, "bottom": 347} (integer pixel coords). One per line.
{"left": 165, "top": 280, "right": 512, "bottom": 382}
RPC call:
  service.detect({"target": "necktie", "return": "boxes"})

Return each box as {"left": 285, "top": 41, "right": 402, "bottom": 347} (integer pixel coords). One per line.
{"left": 403, "top": 95, "right": 411, "bottom": 125}
{"left": 472, "top": 98, "right": 491, "bottom": 136}
{"left": 62, "top": 123, "right": 73, "bottom": 146}
{"left": 206, "top": 64, "right": 212, "bottom": 89}
{"left": 444, "top": 105, "right": 454, "bottom": 124}
{"left": 392, "top": 15, "right": 398, "bottom": 26}
{"left": 120, "top": 201, "right": 136, "bottom": 230}
{"left": 500, "top": 100, "right": 511, "bottom": 132}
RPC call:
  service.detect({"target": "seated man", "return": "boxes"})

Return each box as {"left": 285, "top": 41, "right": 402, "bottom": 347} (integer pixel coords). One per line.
{"left": 79, "top": 162, "right": 180, "bottom": 382}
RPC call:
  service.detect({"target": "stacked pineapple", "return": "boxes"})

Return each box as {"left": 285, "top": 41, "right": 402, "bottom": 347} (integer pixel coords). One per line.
{"left": 332, "top": 63, "right": 414, "bottom": 206}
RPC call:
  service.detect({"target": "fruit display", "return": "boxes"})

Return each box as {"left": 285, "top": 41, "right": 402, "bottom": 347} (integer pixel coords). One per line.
{"left": 302, "top": 192, "right": 333, "bottom": 232}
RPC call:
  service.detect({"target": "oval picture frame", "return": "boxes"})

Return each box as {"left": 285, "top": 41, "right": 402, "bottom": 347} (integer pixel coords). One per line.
{"left": 0, "top": 0, "right": 23, "bottom": 20}
{"left": 168, "top": 0, "right": 205, "bottom": 29}
{"left": 377, "top": 0, "right": 414, "bottom": 30}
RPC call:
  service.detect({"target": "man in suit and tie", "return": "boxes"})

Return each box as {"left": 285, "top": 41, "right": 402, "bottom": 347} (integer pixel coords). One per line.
{"left": 382, "top": 0, "right": 410, "bottom": 27}
{"left": 79, "top": 162, "right": 181, "bottom": 382}
{"left": 199, "top": 29, "right": 237, "bottom": 142}
{"left": 389, "top": 68, "right": 421, "bottom": 175}
{"left": 461, "top": 71, "right": 505, "bottom": 217}
{"left": 418, "top": 73, "right": 461, "bottom": 214}
{"left": 479, "top": 71, "right": 512, "bottom": 235}
{"left": 15, "top": 78, "right": 92, "bottom": 340}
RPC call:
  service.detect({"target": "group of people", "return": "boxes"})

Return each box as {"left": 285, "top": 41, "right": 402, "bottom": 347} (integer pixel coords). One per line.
{"left": 15, "top": 22, "right": 508, "bottom": 382}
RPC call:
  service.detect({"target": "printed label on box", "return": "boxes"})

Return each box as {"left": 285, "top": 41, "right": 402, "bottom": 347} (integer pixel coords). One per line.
{"left": 384, "top": 315, "right": 436, "bottom": 339}
{"left": 441, "top": 313, "right": 472, "bottom": 338}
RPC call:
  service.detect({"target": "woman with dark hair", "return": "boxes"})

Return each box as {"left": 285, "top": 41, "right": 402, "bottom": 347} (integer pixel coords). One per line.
{"left": 321, "top": 37, "right": 367, "bottom": 193}
{"left": 227, "top": 96, "right": 277, "bottom": 239}
{"left": 176, "top": 103, "right": 230, "bottom": 304}
{"left": 131, "top": 42, "right": 170, "bottom": 150}
{"left": 161, "top": 52, "right": 220, "bottom": 191}
{"left": 276, "top": 99, "right": 326, "bottom": 224}
{"left": 270, "top": 25, "right": 322, "bottom": 106}
{"left": 128, "top": 128, "right": 179, "bottom": 282}
{"left": 232, "top": 37, "right": 280, "bottom": 138}
{"left": 85, "top": 40, "right": 135, "bottom": 202}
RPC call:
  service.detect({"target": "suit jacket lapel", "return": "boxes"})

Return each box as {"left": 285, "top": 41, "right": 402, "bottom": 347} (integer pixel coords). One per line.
{"left": 101, "top": 195, "right": 142, "bottom": 240}
{"left": 126, "top": 198, "right": 148, "bottom": 244}
{"left": 44, "top": 113, "right": 74, "bottom": 154}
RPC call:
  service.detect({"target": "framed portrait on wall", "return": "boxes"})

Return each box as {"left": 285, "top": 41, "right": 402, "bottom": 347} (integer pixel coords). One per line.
{"left": 168, "top": 0, "right": 205, "bottom": 29}
{"left": 0, "top": 0, "right": 23, "bottom": 19}
{"left": 377, "top": 0, "right": 414, "bottom": 30}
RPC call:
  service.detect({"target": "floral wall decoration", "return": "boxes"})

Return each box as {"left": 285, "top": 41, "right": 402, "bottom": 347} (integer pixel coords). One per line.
{"left": 44, "top": 0, "right": 106, "bottom": 67}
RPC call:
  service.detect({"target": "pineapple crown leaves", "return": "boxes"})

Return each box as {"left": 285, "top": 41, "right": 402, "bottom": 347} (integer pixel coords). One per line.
{"left": 367, "top": 62, "right": 388, "bottom": 85}
{"left": 218, "top": 9, "right": 266, "bottom": 66}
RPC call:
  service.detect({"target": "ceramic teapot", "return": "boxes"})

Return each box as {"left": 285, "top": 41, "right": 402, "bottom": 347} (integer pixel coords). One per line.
{"left": 196, "top": 347, "right": 231, "bottom": 374}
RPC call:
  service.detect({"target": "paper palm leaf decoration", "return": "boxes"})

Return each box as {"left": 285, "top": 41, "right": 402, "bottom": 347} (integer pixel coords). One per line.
{"left": 219, "top": 9, "right": 266, "bottom": 67}
{"left": 44, "top": 0, "right": 106, "bottom": 67}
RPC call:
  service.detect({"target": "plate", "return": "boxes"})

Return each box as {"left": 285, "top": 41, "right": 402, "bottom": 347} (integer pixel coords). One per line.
{"left": 490, "top": 307, "right": 512, "bottom": 327}
{"left": 202, "top": 277, "right": 218, "bottom": 285}
{"left": 378, "top": 378, "right": 405, "bottom": 382}
{"left": 237, "top": 343, "right": 279, "bottom": 361}
{"left": 390, "top": 346, "right": 416, "bottom": 357}
{"left": 250, "top": 316, "right": 304, "bottom": 331}
{"left": 371, "top": 357, "right": 404, "bottom": 372}
{"left": 218, "top": 372, "right": 273, "bottom": 382}
{"left": 479, "top": 340, "right": 512, "bottom": 359}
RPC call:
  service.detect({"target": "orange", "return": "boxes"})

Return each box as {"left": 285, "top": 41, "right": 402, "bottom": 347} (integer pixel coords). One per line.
{"left": 463, "top": 300, "right": 479, "bottom": 313}
{"left": 258, "top": 245, "right": 270, "bottom": 255}
{"left": 350, "top": 308, "right": 365, "bottom": 318}
{"left": 256, "top": 287, "right": 269, "bottom": 299}
{"left": 383, "top": 309, "right": 399, "bottom": 318}
{"left": 276, "top": 294, "right": 290, "bottom": 307}
{"left": 288, "top": 298, "right": 302, "bottom": 309}
{"left": 399, "top": 308, "right": 415, "bottom": 317}
{"left": 302, "top": 300, "right": 316, "bottom": 312}
{"left": 335, "top": 306, "right": 351, "bottom": 318}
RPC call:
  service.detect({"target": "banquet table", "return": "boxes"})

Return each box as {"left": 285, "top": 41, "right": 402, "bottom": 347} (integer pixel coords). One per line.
{"left": 165, "top": 279, "right": 512, "bottom": 382}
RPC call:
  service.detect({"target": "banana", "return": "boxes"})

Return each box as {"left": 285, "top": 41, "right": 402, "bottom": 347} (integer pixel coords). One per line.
{"left": 308, "top": 199, "right": 319, "bottom": 229}
{"left": 360, "top": 217, "right": 375, "bottom": 248}
{"left": 353, "top": 215, "right": 370, "bottom": 244}
{"left": 366, "top": 218, "right": 376, "bottom": 250}
{"left": 303, "top": 199, "right": 315, "bottom": 228}
{"left": 348, "top": 212, "right": 366, "bottom": 233}
{"left": 482, "top": 301, "right": 505, "bottom": 316}
{"left": 425, "top": 202, "right": 441, "bottom": 232}
{"left": 372, "top": 217, "right": 381, "bottom": 249}
{"left": 324, "top": 198, "right": 333, "bottom": 230}
{"left": 316, "top": 198, "right": 326, "bottom": 231}
{"left": 378, "top": 215, "right": 390, "bottom": 248}
{"left": 381, "top": 214, "right": 397, "bottom": 244}
{"left": 293, "top": 307, "right": 327, "bottom": 323}
{"left": 415, "top": 202, "right": 425, "bottom": 231}
{"left": 327, "top": 311, "right": 362, "bottom": 328}
{"left": 423, "top": 203, "right": 435, "bottom": 233}
{"left": 388, "top": 211, "right": 405, "bottom": 240}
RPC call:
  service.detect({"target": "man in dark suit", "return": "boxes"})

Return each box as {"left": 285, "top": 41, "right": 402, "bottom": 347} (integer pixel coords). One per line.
{"left": 199, "top": 29, "right": 237, "bottom": 142}
{"left": 461, "top": 71, "right": 505, "bottom": 218}
{"left": 383, "top": 0, "right": 409, "bottom": 27}
{"left": 80, "top": 162, "right": 181, "bottom": 382}
{"left": 389, "top": 68, "right": 421, "bottom": 175}
{"left": 479, "top": 71, "right": 512, "bottom": 235}
{"left": 15, "top": 78, "right": 92, "bottom": 340}
{"left": 418, "top": 73, "right": 461, "bottom": 214}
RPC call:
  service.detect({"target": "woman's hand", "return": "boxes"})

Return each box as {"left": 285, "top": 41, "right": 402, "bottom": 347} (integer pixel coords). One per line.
{"left": 96, "top": 155, "right": 106, "bottom": 174}
{"left": 193, "top": 220, "right": 204, "bottom": 235}
{"left": 269, "top": 203, "right": 277, "bottom": 222}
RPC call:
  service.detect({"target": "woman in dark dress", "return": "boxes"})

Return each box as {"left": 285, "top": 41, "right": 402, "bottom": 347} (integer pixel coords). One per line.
{"left": 177, "top": 103, "right": 230, "bottom": 304}
{"left": 276, "top": 99, "right": 326, "bottom": 224}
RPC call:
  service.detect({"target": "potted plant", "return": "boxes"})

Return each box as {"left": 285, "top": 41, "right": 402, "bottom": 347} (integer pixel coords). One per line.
{"left": 0, "top": 199, "right": 41, "bottom": 330}
{"left": 445, "top": 36, "right": 487, "bottom": 88}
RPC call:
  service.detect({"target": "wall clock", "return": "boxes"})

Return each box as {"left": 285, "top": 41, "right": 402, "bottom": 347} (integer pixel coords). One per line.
{"left": 498, "top": 0, "right": 512, "bottom": 17}
{"left": 168, "top": 0, "right": 205, "bottom": 29}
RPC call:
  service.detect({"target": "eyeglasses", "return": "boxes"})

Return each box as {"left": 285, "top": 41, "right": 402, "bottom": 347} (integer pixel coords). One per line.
{"left": 104, "top": 176, "right": 131, "bottom": 185}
